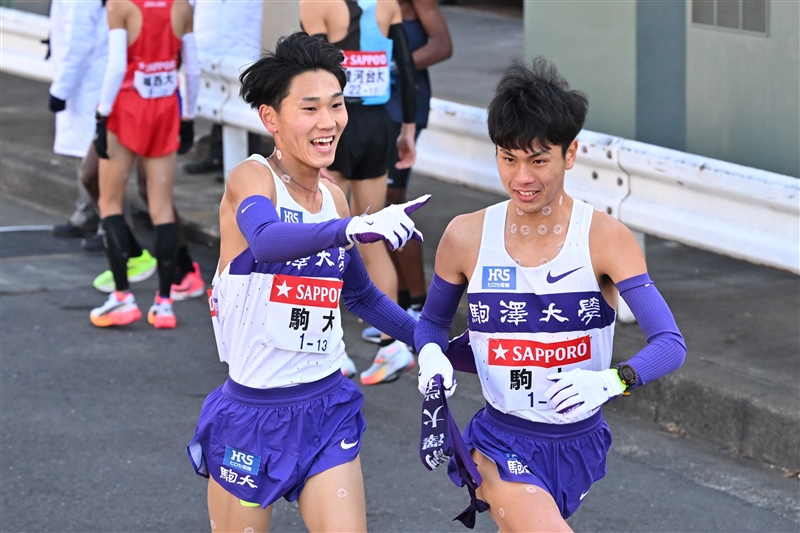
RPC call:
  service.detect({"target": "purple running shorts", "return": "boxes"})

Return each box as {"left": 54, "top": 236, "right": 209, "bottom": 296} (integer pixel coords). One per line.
{"left": 188, "top": 371, "right": 366, "bottom": 507}
{"left": 448, "top": 404, "right": 612, "bottom": 519}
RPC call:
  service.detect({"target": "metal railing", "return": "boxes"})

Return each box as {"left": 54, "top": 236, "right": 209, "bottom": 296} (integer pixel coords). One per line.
{"left": 3, "top": 7, "right": 797, "bottom": 278}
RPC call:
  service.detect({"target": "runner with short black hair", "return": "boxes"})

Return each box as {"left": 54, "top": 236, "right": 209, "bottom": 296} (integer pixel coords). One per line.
{"left": 300, "top": 0, "right": 422, "bottom": 385}
{"left": 188, "top": 32, "right": 429, "bottom": 532}
{"left": 415, "top": 58, "right": 687, "bottom": 532}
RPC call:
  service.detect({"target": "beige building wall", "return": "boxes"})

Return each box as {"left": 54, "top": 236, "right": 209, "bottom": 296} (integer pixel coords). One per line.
{"left": 686, "top": 1, "right": 800, "bottom": 177}
{"left": 524, "top": 0, "right": 638, "bottom": 139}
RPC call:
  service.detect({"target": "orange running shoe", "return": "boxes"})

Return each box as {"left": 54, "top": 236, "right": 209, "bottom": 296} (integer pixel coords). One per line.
{"left": 171, "top": 262, "right": 205, "bottom": 301}
{"left": 148, "top": 293, "right": 177, "bottom": 329}
{"left": 90, "top": 291, "right": 142, "bottom": 327}
{"left": 359, "top": 341, "right": 415, "bottom": 385}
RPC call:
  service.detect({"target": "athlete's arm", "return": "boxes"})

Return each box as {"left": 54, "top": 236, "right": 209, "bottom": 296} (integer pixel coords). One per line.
{"left": 178, "top": 4, "right": 199, "bottom": 120}
{"left": 415, "top": 213, "right": 481, "bottom": 393}
{"left": 298, "top": 0, "right": 328, "bottom": 36}
{"left": 409, "top": 0, "right": 452, "bottom": 70}
{"left": 96, "top": 1, "right": 132, "bottom": 116}
{"left": 226, "top": 162, "right": 347, "bottom": 263}
{"left": 389, "top": 21, "right": 418, "bottom": 169}
{"left": 341, "top": 246, "right": 416, "bottom": 347}
{"left": 589, "top": 212, "right": 686, "bottom": 387}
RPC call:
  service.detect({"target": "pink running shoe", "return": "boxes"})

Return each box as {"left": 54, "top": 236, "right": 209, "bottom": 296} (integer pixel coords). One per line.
{"left": 148, "top": 293, "right": 177, "bottom": 329}
{"left": 171, "top": 262, "right": 205, "bottom": 301}
{"left": 90, "top": 291, "right": 142, "bottom": 327}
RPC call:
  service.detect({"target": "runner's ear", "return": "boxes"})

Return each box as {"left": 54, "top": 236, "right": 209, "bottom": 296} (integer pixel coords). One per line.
{"left": 258, "top": 104, "right": 278, "bottom": 134}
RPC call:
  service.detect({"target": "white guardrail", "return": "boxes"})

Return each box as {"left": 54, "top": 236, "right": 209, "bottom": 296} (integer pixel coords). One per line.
{"left": 3, "top": 7, "right": 798, "bottom": 276}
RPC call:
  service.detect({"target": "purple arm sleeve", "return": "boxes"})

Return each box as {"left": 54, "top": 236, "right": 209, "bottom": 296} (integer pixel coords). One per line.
{"left": 414, "top": 273, "right": 466, "bottom": 348}
{"left": 617, "top": 273, "right": 687, "bottom": 388}
{"left": 341, "top": 247, "right": 416, "bottom": 346}
{"left": 236, "top": 195, "right": 350, "bottom": 263}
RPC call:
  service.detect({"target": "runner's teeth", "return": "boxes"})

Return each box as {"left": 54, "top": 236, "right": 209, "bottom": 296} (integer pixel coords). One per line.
{"left": 312, "top": 137, "right": 333, "bottom": 145}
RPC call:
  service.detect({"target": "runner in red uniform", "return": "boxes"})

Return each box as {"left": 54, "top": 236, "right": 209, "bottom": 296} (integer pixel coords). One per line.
{"left": 90, "top": 0, "right": 199, "bottom": 329}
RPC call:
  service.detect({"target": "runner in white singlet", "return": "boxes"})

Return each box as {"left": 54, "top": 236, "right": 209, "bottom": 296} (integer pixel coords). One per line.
{"left": 414, "top": 58, "right": 686, "bottom": 532}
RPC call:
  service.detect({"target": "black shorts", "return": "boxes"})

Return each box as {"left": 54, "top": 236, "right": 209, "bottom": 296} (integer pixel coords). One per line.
{"left": 329, "top": 102, "right": 393, "bottom": 181}
{"left": 387, "top": 121, "right": 424, "bottom": 190}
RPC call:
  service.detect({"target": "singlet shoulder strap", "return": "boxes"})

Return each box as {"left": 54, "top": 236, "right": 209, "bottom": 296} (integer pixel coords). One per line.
{"left": 246, "top": 154, "right": 288, "bottom": 196}
{"left": 480, "top": 201, "right": 509, "bottom": 251}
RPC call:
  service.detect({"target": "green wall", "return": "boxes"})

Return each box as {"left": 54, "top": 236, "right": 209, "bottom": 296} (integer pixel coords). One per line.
{"left": 686, "top": 1, "right": 800, "bottom": 177}
{"left": 524, "top": 0, "right": 637, "bottom": 139}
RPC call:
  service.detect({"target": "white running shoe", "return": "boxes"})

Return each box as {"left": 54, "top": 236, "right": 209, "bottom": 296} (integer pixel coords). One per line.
{"left": 341, "top": 352, "right": 357, "bottom": 379}
{"left": 359, "top": 341, "right": 415, "bottom": 385}
{"left": 89, "top": 291, "right": 141, "bottom": 327}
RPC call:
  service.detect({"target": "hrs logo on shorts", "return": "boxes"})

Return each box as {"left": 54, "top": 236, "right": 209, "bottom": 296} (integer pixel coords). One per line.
{"left": 223, "top": 446, "right": 261, "bottom": 475}
{"left": 280, "top": 208, "right": 303, "bottom": 224}
{"left": 482, "top": 266, "right": 516, "bottom": 290}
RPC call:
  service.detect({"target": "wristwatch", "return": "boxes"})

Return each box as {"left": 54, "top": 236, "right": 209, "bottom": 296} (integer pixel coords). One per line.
{"left": 615, "top": 363, "right": 637, "bottom": 395}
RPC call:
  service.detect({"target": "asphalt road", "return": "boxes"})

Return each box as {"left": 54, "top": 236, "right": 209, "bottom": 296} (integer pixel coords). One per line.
{"left": 1, "top": 196, "right": 798, "bottom": 533}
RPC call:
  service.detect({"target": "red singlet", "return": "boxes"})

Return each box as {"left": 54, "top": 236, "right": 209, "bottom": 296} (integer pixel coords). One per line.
{"left": 108, "top": 0, "right": 181, "bottom": 158}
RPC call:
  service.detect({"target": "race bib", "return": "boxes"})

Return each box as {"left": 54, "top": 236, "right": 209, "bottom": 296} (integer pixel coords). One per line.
{"left": 133, "top": 61, "right": 178, "bottom": 99}
{"left": 265, "top": 274, "right": 343, "bottom": 353}
{"left": 485, "top": 335, "right": 592, "bottom": 411}
{"left": 342, "top": 50, "right": 390, "bottom": 98}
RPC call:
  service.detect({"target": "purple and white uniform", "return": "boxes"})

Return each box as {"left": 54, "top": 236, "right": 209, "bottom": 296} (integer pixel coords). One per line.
{"left": 189, "top": 155, "right": 364, "bottom": 506}
{"left": 453, "top": 200, "right": 616, "bottom": 518}
{"left": 468, "top": 199, "right": 615, "bottom": 424}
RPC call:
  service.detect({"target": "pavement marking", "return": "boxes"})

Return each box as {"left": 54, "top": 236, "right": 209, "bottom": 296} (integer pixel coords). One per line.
{"left": 0, "top": 224, "right": 55, "bottom": 232}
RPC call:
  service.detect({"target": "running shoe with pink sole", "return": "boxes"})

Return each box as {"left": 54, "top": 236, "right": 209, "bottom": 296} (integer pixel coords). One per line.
{"left": 360, "top": 341, "right": 415, "bottom": 385}
{"left": 90, "top": 291, "right": 142, "bottom": 327}
{"left": 171, "top": 262, "right": 205, "bottom": 301}
{"left": 148, "top": 293, "right": 177, "bottom": 329}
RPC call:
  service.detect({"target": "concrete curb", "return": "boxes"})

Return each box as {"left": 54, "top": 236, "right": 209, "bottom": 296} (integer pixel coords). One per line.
{"left": 2, "top": 143, "right": 797, "bottom": 470}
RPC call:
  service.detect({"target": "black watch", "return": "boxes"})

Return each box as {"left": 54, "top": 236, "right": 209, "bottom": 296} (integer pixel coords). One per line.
{"left": 615, "top": 363, "right": 637, "bottom": 390}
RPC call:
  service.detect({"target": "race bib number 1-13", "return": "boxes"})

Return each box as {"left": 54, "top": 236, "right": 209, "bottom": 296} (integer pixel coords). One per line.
{"left": 342, "top": 50, "right": 390, "bottom": 98}
{"left": 266, "top": 274, "right": 343, "bottom": 353}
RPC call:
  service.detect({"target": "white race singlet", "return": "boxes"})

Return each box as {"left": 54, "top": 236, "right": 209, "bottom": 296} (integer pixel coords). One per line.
{"left": 467, "top": 200, "right": 616, "bottom": 424}
{"left": 209, "top": 155, "right": 348, "bottom": 388}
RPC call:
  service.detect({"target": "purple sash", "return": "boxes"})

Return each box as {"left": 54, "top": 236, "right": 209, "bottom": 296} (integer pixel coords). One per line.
{"left": 420, "top": 375, "right": 489, "bottom": 528}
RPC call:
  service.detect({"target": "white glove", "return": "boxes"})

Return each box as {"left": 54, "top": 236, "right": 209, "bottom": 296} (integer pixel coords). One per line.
{"left": 346, "top": 194, "right": 430, "bottom": 251}
{"left": 417, "top": 343, "right": 456, "bottom": 398}
{"left": 544, "top": 368, "right": 625, "bottom": 420}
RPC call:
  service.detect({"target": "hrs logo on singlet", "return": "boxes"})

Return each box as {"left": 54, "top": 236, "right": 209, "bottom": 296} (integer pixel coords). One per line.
{"left": 280, "top": 208, "right": 303, "bottom": 224}
{"left": 482, "top": 267, "right": 516, "bottom": 290}
{"left": 223, "top": 446, "right": 261, "bottom": 474}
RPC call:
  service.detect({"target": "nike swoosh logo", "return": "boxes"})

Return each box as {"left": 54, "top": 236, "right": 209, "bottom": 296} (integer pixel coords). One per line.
{"left": 240, "top": 202, "right": 256, "bottom": 214}
{"left": 546, "top": 266, "right": 583, "bottom": 284}
{"left": 340, "top": 439, "right": 358, "bottom": 450}
{"left": 580, "top": 490, "right": 589, "bottom": 500}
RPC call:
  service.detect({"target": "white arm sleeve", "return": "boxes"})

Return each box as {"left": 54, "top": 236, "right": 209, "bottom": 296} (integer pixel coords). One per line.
{"left": 180, "top": 32, "right": 200, "bottom": 119}
{"left": 96, "top": 28, "right": 128, "bottom": 116}
{"left": 49, "top": 1, "right": 102, "bottom": 100}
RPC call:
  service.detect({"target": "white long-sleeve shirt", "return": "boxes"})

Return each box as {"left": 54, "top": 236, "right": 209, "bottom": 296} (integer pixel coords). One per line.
{"left": 48, "top": 0, "right": 108, "bottom": 157}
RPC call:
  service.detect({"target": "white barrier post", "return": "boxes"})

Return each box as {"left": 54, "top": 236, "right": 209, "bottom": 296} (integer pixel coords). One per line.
{"left": 222, "top": 126, "right": 248, "bottom": 182}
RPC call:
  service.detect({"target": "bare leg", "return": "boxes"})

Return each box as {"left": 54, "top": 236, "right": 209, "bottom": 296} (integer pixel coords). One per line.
{"left": 472, "top": 450, "right": 573, "bottom": 533}
{"left": 140, "top": 154, "right": 176, "bottom": 226}
{"left": 80, "top": 143, "right": 100, "bottom": 205}
{"left": 386, "top": 187, "right": 427, "bottom": 300}
{"left": 207, "top": 477, "right": 272, "bottom": 533}
{"left": 136, "top": 160, "right": 187, "bottom": 248}
{"left": 297, "top": 457, "right": 367, "bottom": 533}
{"left": 328, "top": 171, "right": 398, "bottom": 340}
{"left": 97, "top": 132, "right": 136, "bottom": 218}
